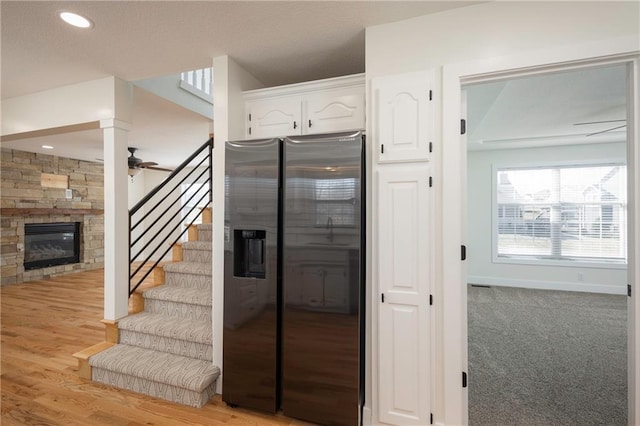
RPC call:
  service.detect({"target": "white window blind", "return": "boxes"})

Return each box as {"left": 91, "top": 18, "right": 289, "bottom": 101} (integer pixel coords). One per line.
{"left": 315, "top": 178, "right": 357, "bottom": 226}
{"left": 496, "top": 164, "right": 627, "bottom": 263}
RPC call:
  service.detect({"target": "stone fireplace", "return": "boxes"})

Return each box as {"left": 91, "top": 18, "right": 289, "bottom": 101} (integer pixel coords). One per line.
{"left": 1, "top": 148, "right": 104, "bottom": 285}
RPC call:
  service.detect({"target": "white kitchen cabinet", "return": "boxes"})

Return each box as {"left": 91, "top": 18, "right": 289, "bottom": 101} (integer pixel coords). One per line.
{"left": 303, "top": 91, "right": 365, "bottom": 136}
{"left": 245, "top": 74, "right": 365, "bottom": 139}
{"left": 376, "top": 165, "right": 432, "bottom": 425}
{"left": 247, "top": 98, "right": 301, "bottom": 139}
{"left": 373, "top": 70, "right": 434, "bottom": 163}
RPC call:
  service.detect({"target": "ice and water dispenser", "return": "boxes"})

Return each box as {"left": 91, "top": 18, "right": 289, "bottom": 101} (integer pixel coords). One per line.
{"left": 233, "top": 229, "right": 266, "bottom": 279}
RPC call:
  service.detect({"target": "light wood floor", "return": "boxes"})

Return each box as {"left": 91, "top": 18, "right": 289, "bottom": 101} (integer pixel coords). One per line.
{"left": 0, "top": 269, "right": 312, "bottom": 425}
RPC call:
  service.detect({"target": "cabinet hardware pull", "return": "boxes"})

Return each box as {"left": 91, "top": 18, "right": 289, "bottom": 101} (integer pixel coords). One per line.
{"left": 293, "top": 121, "right": 297, "bottom": 129}
{"left": 308, "top": 120, "right": 312, "bottom": 128}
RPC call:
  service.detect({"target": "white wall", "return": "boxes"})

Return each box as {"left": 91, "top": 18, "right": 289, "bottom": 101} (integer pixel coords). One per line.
{"left": 467, "top": 143, "right": 627, "bottom": 295}
{"left": 1, "top": 77, "right": 131, "bottom": 135}
{"left": 134, "top": 74, "right": 213, "bottom": 120}
{"left": 366, "top": 2, "right": 639, "bottom": 425}
{"left": 128, "top": 173, "right": 146, "bottom": 208}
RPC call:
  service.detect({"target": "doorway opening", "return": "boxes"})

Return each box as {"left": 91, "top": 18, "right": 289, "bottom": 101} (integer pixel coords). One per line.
{"left": 464, "top": 64, "right": 629, "bottom": 424}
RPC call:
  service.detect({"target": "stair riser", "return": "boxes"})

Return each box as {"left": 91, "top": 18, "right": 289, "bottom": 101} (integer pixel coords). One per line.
{"left": 119, "top": 330, "right": 213, "bottom": 362}
{"left": 144, "top": 299, "right": 212, "bottom": 322}
{"left": 92, "top": 367, "right": 217, "bottom": 408}
{"left": 164, "top": 271, "right": 211, "bottom": 290}
{"left": 183, "top": 249, "right": 212, "bottom": 264}
{"left": 197, "top": 229, "right": 212, "bottom": 241}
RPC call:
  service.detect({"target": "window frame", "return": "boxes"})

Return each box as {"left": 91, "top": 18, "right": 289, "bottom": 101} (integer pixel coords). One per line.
{"left": 491, "top": 159, "right": 628, "bottom": 269}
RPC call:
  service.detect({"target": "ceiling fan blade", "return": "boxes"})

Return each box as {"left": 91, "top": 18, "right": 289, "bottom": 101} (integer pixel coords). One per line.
{"left": 586, "top": 124, "right": 627, "bottom": 137}
{"left": 146, "top": 166, "right": 173, "bottom": 172}
{"left": 138, "top": 161, "right": 159, "bottom": 168}
{"left": 574, "top": 119, "right": 626, "bottom": 126}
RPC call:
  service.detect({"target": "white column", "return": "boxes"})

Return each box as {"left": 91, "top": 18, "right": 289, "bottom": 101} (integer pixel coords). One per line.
{"left": 102, "top": 119, "right": 131, "bottom": 321}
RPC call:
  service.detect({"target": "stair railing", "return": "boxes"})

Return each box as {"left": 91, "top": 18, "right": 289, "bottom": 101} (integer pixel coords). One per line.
{"left": 128, "top": 138, "right": 213, "bottom": 296}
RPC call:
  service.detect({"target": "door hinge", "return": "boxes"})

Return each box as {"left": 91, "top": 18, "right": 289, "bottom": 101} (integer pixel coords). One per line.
{"left": 429, "top": 90, "right": 433, "bottom": 101}
{"left": 429, "top": 176, "right": 433, "bottom": 187}
{"left": 462, "top": 371, "right": 468, "bottom": 388}
{"left": 429, "top": 141, "right": 433, "bottom": 153}
{"left": 429, "top": 294, "right": 433, "bottom": 305}
{"left": 461, "top": 119, "right": 467, "bottom": 135}
{"left": 381, "top": 144, "right": 384, "bottom": 154}
{"left": 430, "top": 413, "right": 434, "bottom": 424}
{"left": 461, "top": 245, "right": 467, "bottom": 261}
{"left": 248, "top": 113, "right": 252, "bottom": 122}
{"left": 628, "top": 284, "right": 632, "bottom": 297}
{"left": 381, "top": 293, "right": 385, "bottom": 303}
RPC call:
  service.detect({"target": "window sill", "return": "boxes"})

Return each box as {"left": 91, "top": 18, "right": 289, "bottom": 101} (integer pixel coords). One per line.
{"left": 494, "top": 255, "right": 627, "bottom": 269}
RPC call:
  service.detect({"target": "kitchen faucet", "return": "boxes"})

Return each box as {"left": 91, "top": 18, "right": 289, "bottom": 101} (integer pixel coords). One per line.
{"left": 326, "top": 216, "right": 334, "bottom": 242}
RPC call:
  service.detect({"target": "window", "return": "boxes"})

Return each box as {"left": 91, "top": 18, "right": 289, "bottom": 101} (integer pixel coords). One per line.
{"left": 495, "top": 164, "right": 627, "bottom": 264}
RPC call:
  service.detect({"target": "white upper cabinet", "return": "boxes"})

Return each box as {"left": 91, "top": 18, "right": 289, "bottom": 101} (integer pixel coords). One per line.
{"left": 247, "top": 98, "right": 301, "bottom": 139}
{"left": 245, "top": 74, "right": 365, "bottom": 139}
{"left": 303, "top": 90, "right": 365, "bottom": 135}
{"left": 373, "top": 70, "right": 434, "bottom": 163}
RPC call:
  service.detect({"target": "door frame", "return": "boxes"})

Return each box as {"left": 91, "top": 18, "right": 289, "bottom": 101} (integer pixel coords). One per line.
{"left": 441, "top": 37, "right": 639, "bottom": 425}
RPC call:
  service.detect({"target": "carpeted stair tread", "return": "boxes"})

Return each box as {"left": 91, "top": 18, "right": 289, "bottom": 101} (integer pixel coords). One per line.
{"left": 144, "top": 286, "right": 212, "bottom": 307}
{"left": 182, "top": 241, "right": 212, "bottom": 251}
{"left": 118, "top": 312, "right": 212, "bottom": 344}
{"left": 89, "top": 344, "right": 219, "bottom": 393}
{"left": 163, "top": 261, "right": 211, "bottom": 275}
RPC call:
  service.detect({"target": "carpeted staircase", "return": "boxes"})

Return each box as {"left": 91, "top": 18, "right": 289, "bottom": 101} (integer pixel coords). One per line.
{"left": 86, "top": 222, "right": 218, "bottom": 408}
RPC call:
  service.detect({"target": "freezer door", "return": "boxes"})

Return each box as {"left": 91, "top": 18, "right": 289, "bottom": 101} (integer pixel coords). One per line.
{"left": 223, "top": 138, "right": 280, "bottom": 413}
{"left": 282, "top": 131, "right": 363, "bottom": 425}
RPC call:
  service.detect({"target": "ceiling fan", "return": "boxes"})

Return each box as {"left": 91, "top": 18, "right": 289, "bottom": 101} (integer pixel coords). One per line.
{"left": 573, "top": 119, "right": 627, "bottom": 137}
{"left": 127, "top": 147, "right": 172, "bottom": 176}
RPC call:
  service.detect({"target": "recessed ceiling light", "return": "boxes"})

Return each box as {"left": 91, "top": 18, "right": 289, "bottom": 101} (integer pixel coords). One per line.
{"left": 59, "top": 11, "right": 93, "bottom": 29}
{"left": 42, "top": 145, "right": 54, "bottom": 149}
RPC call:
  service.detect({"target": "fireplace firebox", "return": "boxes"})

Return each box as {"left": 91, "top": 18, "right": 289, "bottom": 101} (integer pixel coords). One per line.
{"left": 24, "top": 222, "right": 80, "bottom": 270}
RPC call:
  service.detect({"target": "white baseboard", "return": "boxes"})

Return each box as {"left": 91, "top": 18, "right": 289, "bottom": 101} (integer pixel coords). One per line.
{"left": 468, "top": 275, "right": 626, "bottom": 295}
{"left": 361, "top": 405, "right": 372, "bottom": 425}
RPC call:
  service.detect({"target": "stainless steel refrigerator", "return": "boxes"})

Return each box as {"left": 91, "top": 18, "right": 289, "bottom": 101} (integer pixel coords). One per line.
{"left": 223, "top": 131, "right": 364, "bottom": 425}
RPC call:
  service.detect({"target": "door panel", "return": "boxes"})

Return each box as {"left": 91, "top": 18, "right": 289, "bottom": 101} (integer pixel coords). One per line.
{"left": 223, "top": 138, "right": 280, "bottom": 413}
{"left": 377, "top": 165, "right": 431, "bottom": 425}
{"left": 304, "top": 92, "right": 365, "bottom": 135}
{"left": 282, "top": 132, "right": 363, "bottom": 425}
{"left": 247, "top": 99, "right": 301, "bottom": 139}
{"left": 373, "top": 71, "right": 434, "bottom": 163}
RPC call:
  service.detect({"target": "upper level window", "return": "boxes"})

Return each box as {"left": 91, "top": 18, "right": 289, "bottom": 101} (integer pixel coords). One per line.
{"left": 495, "top": 164, "right": 627, "bottom": 265}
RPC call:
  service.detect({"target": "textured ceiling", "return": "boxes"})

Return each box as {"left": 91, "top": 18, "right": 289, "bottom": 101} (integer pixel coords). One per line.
{"left": 2, "top": 2, "right": 625, "bottom": 167}
{"left": 0, "top": 1, "right": 479, "bottom": 168}
{"left": 1, "top": 1, "right": 478, "bottom": 99}
{"left": 465, "top": 64, "right": 628, "bottom": 151}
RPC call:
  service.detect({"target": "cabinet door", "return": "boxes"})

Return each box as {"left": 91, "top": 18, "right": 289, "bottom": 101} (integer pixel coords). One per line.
{"left": 377, "top": 165, "right": 431, "bottom": 425}
{"left": 247, "top": 98, "right": 301, "bottom": 139}
{"left": 303, "top": 91, "right": 365, "bottom": 135}
{"left": 373, "top": 71, "right": 434, "bottom": 163}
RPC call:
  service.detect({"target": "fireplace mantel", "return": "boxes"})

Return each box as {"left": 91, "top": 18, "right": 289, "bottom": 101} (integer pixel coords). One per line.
{"left": 1, "top": 208, "right": 104, "bottom": 216}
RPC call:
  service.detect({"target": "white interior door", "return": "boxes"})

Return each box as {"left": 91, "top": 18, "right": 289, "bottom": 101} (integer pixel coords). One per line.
{"left": 377, "top": 165, "right": 431, "bottom": 425}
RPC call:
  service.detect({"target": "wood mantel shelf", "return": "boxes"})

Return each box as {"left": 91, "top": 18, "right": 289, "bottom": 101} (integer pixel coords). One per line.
{"left": 0, "top": 208, "right": 104, "bottom": 216}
